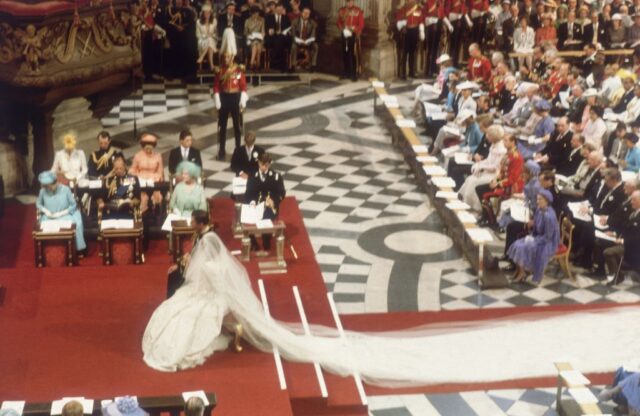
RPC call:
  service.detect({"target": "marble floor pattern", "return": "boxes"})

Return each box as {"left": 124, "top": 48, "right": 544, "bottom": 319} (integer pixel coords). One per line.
{"left": 15, "top": 75, "right": 629, "bottom": 416}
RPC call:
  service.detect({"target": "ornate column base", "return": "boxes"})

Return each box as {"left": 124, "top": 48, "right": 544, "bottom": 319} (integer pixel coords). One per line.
{"left": 52, "top": 97, "right": 104, "bottom": 155}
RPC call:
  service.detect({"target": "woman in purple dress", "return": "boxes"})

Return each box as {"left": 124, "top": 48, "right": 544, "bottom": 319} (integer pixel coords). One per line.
{"left": 507, "top": 189, "right": 560, "bottom": 284}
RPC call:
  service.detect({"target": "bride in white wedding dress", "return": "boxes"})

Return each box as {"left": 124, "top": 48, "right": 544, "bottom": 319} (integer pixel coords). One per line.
{"left": 142, "top": 231, "right": 640, "bottom": 385}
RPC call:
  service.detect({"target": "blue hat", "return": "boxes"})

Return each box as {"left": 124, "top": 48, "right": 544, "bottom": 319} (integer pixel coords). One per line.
{"left": 38, "top": 170, "right": 56, "bottom": 185}
{"left": 525, "top": 160, "right": 541, "bottom": 177}
{"left": 103, "top": 397, "right": 148, "bottom": 416}
{"left": 539, "top": 189, "right": 554, "bottom": 203}
{"left": 535, "top": 99, "right": 551, "bottom": 111}
{"left": 176, "top": 161, "right": 202, "bottom": 179}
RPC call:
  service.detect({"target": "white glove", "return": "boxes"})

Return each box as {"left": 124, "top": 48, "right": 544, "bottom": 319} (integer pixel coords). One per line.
{"left": 419, "top": 23, "right": 425, "bottom": 41}
{"left": 343, "top": 28, "right": 352, "bottom": 38}
{"left": 41, "top": 208, "right": 53, "bottom": 217}
{"left": 240, "top": 91, "right": 248, "bottom": 109}
{"left": 295, "top": 37, "right": 304, "bottom": 44}
{"left": 396, "top": 19, "right": 407, "bottom": 31}
{"left": 214, "top": 92, "right": 221, "bottom": 110}
{"left": 443, "top": 17, "right": 454, "bottom": 33}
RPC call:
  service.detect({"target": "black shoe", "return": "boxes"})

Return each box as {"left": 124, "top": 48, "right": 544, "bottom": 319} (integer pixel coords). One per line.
{"left": 216, "top": 154, "right": 225, "bottom": 161}
{"left": 501, "top": 263, "right": 516, "bottom": 272}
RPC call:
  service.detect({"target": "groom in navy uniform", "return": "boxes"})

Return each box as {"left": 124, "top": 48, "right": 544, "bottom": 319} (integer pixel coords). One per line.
{"left": 166, "top": 209, "right": 212, "bottom": 298}
{"left": 245, "top": 152, "right": 285, "bottom": 250}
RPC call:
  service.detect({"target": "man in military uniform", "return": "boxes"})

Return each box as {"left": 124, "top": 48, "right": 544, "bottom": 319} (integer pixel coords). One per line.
{"left": 469, "top": 0, "right": 489, "bottom": 51}
{"left": 446, "top": 0, "right": 467, "bottom": 67}
{"left": 337, "top": 0, "right": 364, "bottom": 81}
{"left": 396, "top": 0, "right": 424, "bottom": 79}
{"left": 98, "top": 156, "right": 141, "bottom": 220}
{"left": 213, "top": 28, "right": 248, "bottom": 160}
{"left": 422, "top": 0, "right": 443, "bottom": 77}
{"left": 88, "top": 131, "right": 122, "bottom": 179}
{"left": 245, "top": 153, "right": 286, "bottom": 250}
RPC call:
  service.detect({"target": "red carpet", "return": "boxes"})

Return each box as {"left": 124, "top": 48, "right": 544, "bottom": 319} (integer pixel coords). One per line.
{"left": 0, "top": 199, "right": 631, "bottom": 414}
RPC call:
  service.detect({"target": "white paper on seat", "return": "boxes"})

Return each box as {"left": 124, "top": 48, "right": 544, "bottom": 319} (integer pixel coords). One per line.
{"left": 510, "top": 202, "right": 529, "bottom": 223}
{"left": 417, "top": 155, "right": 438, "bottom": 163}
{"left": 379, "top": 94, "right": 398, "bottom": 106}
{"left": 446, "top": 200, "right": 470, "bottom": 210}
{"left": 161, "top": 213, "right": 191, "bottom": 232}
{"left": 371, "top": 80, "right": 384, "bottom": 88}
{"left": 40, "top": 220, "right": 73, "bottom": 233}
{"left": 454, "top": 153, "right": 473, "bottom": 165}
{"left": 457, "top": 211, "right": 478, "bottom": 224}
{"left": 568, "top": 387, "right": 598, "bottom": 404}
{"left": 396, "top": 119, "right": 417, "bottom": 128}
{"left": 592, "top": 214, "right": 608, "bottom": 231}
{"left": 2, "top": 401, "right": 25, "bottom": 414}
{"left": 232, "top": 176, "right": 247, "bottom": 195}
{"left": 429, "top": 111, "right": 448, "bottom": 121}
{"left": 560, "top": 370, "right": 591, "bottom": 386}
{"left": 441, "top": 125, "right": 461, "bottom": 137}
{"left": 139, "top": 178, "right": 155, "bottom": 187}
{"left": 256, "top": 219, "right": 274, "bottom": 229}
{"left": 466, "top": 227, "right": 493, "bottom": 243}
{"left": 88, "top": 180, "right": 103, "bottom": 189}
{"left": 182, "top": 391, "right": 210, "bottom": 406}
{"left": 431, "top": 176, "right": 456, "bottom": 188}
{"left": 101, "top": 219, "right": 134, "bottom": 230}
{"left": 412, "top": 144, "right": 429, "bottom": 153}
{"left": 423, "top": 165, "right": 447, "bottom": 176}
{"left": 567, "top": 201, "right": 592, "bottom": 223}
{"left": 441, "top": 144, "right": 461, "bottom": 157}
{"left": 422, "top": 101, "right": 443, "bottom": 113}
{"left": 436, "top": 191, "right": 459, "bottom": 200}
{"left": 241, "top": 203, "right": 265, "bottom": 224}
{"left": 595, "top": 230, "right": 619, "bottom": 243}
{"left": 558, "top": 91, "right": 570, "bottom": 109}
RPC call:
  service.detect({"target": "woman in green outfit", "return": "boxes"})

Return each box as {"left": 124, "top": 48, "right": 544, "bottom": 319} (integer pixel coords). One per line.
{"left": 170, "top": 161, "right": 206, "bottom": 216}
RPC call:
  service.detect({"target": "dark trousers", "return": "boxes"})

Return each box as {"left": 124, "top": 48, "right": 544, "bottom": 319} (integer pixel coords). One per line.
{"left": 267, "top": 35, "right": 290, "bottom": 71}
{"left": 593, "top": 238, "right": 616, "bottom": 273}
{"left": 342, "top": 35, "right": 357, "bottom": 79}
{"left": 142, "top": 32, "right": 163, "bottom": 78}
{"left": 218, "top": 92, "right": 242, "bottom": 157}
{"left": 572, "top": 219, "right": 595, "bottom": 266}
{"left": 604, "top": 244, "right": 624, "bottom": 276}
{"left": 504, "top": 220, "right": 526, "bottom": 254}
{"left": 448, "top": 160, "right": 472, "bottom": 190}
{"left": 471, "top": 15, "right": 486, "bottom": 49}
{"left": 400, "top": 27, "right": 419, "bottom": 78}
{"left": 450, "top": 20, "right": 464, "bottom": 67}
{"left": 424, "top": 23, "right": 440, "bottom": 77}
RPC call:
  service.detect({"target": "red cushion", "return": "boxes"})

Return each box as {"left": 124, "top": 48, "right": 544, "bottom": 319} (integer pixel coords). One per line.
{"left": 556, "top": 243, "right": 568, "bottom": 255}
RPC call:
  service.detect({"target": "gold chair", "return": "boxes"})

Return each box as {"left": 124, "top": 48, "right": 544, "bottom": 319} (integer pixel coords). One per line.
{"left": 551, "top": 215, "right": 575, "bottom": 281}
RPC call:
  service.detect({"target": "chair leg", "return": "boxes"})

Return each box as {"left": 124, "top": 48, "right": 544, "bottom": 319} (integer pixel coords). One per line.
{"left": 564, "top": 256, "right": 575, "bottom": 281}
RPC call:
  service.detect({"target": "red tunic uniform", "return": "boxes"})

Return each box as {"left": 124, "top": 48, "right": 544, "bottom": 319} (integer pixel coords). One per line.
{"left": 213, "top": 64, "right": 247, "bottom": 94}
{"left": 468, "top": 56, "right": 492, "bottom": 84}
{"left": 396, "top": 2, "right": 424, "bottom": 28}
{"left": 446, "top": 0, "right": 467, "bottom": 20}
{"left": 422, "top": 0, "right": 445, "bottom": 20}
{"left": 337, "top": 5, "right": 365, "bottom": 35}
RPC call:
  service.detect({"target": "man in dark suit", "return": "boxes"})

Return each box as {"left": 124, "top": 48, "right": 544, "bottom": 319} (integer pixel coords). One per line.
{"left": 217, "top": 1, "right": 244, "bottom": 59}
{"left": 536, "top": 117, "right": 573, "bottom": 171}
{"left": 168, "top": 129, "right": 203, "bottom": 175}
{"left": 582, "top": 10, "right": 606, "bottom": 47}
{"left": 581, "top": 43, "right": 597, "bottom": 76}
{"left": 558, "top": 10, "right": 584, "bottom": 50}
{"left": 557, "top": 134, "right": 585, "bottom": 177}
{"left": 230, "top": 130, "right": 265, "bottom": 177}
{"left": 290, "top": 7, "right": 318, "bottom": 71}
{"left": 245, "top": 152, "right": 286, "bottom": 250}
{"left": 613, "top": 77, "right": 636, "bottom": 114}
{"left": 265, "top": 3, "right": 291, "bottom": 72}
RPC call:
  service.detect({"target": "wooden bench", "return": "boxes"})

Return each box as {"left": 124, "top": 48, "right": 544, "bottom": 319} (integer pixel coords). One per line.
{"left": 371, "top": 78, "right": 508, "bottom": 289}
{"left": 554, "top": 361, "right": 605, "bottom": 416}
{"left": 19, "top": 392, "right": 217, "bottom": 416}
{"left": 32, "top": 224, "right": 77, "bottom": 267}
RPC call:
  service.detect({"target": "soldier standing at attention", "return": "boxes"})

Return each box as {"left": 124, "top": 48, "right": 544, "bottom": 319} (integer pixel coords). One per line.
{"left": 213, "top": 25, "right": 248, "bottom": 161}
{"left": 337, "top": 0, "right": 364, "bottom": 82}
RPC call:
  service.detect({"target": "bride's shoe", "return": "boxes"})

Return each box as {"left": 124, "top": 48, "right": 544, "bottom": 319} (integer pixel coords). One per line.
{"left": 234, "top": 323, "right": 244, "bottom": 352}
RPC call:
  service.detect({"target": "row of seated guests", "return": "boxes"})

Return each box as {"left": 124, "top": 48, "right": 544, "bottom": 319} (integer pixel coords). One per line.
{"left": 414, "top": 41, "right": 640, "bottom": 285}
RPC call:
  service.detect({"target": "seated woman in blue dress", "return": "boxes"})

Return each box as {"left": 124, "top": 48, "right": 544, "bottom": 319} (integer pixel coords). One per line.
{"left": 598, "top": 367, "right": 640, "bottom": 415}
{"left": 507, "top": 189, "right": 560, "bottom": 284}
{"left": 36, "top": 170, "right": 87, "bottom": 256}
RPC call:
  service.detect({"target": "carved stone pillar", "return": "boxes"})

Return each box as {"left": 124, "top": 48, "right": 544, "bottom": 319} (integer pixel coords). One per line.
{"left": 319, "top": 0, "right": 398, "bottom": 81}
{"left": 52, "top": 98, "right": 104, "bottom": 155}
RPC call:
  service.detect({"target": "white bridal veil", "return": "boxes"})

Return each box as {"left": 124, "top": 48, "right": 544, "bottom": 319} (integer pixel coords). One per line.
{"left": 143, "top": 232, "right": 640, "bottom": 386}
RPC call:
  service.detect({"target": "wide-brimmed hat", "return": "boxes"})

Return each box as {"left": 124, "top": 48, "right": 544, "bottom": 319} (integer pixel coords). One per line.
{"left": 38, "top": 170, "right": 57, "bottom": 186}
{"left": 176, "top": 160, "right": 202, "bottom": 179}
{"left": 539, "top": 189, "right": 554, "bottom": 203}
{"left": 612, "top": 13, "right": 622, "bottom": 20}
{"left": 103, "top": 397, "right": 148, "bottom": 416}
{"left": 436, "top": 54, "right": 452, "bottom": 64}
{"left": 456, "top": 109, "right": 476, "bottom": 122}
{"left": 140, "top": 133, "right": 158, "bottom": 147}
{"left": 456, "top": 81, "right": 479, "bottom": 90}
{"left": 63, "top": 133, "right": 77, "bottom": 150}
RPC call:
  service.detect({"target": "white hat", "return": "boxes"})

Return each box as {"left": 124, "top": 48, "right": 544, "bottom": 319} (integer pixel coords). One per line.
{"left": 456, "top": 81, "right": 479, "bottom": 90}
{"left": 436, "top": 54, "right": 452, "bottom": 64}
{"left": 612, "top": 13, "right": 622, "bottom": 20}
{"left": 456, "top": 109, "right": 476, "bottom": 122}
{"left": 583, "top": 88, "right": 599, "bottom": 97}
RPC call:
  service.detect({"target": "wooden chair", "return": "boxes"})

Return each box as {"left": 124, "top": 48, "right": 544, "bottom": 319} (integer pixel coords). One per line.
{"left": 551, "top": 215, "right": 575, "bottom": 281}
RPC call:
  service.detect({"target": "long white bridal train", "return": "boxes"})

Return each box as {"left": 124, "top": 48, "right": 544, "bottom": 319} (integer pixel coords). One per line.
{"left": 142, "top": 232, "right": 640, "bottom": 386}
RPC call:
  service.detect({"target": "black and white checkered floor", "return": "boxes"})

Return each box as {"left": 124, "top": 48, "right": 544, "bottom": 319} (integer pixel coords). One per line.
{"left": 13, "top": 76, "right": 629, "bottom": 415}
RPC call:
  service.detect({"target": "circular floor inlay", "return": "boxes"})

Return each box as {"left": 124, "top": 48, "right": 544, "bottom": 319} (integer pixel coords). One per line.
{"left": 384, "top": 230, "right": 453, "bottom": 255}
